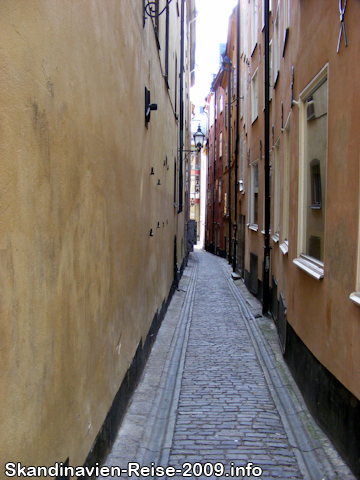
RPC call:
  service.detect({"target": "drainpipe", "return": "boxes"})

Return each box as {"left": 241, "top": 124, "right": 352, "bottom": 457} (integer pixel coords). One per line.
{"left": 227, "top": 63, "right": 232, "bottom": 264}
{"left": 212, "top": 88, "right": 217, "bottom": 253}
{"left": 178, "top": 0, "right": 185, "bottom": 214}
{"left": 263, "top": 0, "right": 271, "bottom": 314}
{"left": 232, "top": 0, "right": 240, "bottom": 273}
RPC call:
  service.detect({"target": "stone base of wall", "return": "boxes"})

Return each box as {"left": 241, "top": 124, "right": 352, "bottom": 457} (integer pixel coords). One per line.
{"left": 285, "top": 322, "right": 360, "bottom": 479}
{"left": 77, "top": 260, "right": 186, "bottom": 479}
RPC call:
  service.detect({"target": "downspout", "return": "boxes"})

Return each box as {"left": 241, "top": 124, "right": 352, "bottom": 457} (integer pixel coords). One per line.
{"left": 178, "top": 0, "right": 185, "bottom": 214}
{"left": 263, "top": 0, "right": 271, "bottom": 313}
{"left": 227, "top": 65, "right": 232, "bottom": 264}
{"left": 212, "top": 88, "right": 217, "bottom": 253}
{"left": 232, "top": 0, "right": 240, "bottom": 272}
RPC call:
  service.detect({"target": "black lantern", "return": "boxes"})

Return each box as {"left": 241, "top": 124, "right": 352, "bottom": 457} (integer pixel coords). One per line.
{"left": 193, "top": 124, "right": 205, "bottom": 152}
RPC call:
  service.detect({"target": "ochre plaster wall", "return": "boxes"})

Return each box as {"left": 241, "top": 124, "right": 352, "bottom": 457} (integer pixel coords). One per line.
{"left": 0, "top": 0, "right": 185, "bottom": 470}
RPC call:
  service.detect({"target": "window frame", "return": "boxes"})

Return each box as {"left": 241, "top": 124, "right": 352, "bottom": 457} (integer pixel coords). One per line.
{"left": 280, "top": 113, "right": 291, "bottom": 255}
{"left": 273, "top": 3, "right": 280, "bottom": 87}
{"left": 272, "top": 141, "right": 280, "bottom": 242}
{"left": 249, "top": 161, "right": 259, "bottom": 229}
{"left": 251, "top": 68, "right": 259, "bottom": 124}
{"left": 251, "top": 0, "right": 258, "bottom": 55}
{"left": 294, "top": 64, "right": 328, "bottom": 280}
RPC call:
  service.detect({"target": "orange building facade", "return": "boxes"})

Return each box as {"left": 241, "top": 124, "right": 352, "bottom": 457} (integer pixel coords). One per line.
{"left": 205, "top": 1, "right": 360, "bottom": 476}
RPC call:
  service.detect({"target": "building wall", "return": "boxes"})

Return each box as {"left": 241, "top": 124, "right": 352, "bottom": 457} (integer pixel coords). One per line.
{"left": 206, "top": 0, "right": 360, "bottom": 475}
{"left": 234, "top": 0, "right": 360, "bottom": 400}
{"left": 206, "top": 78, "right": 226, "bottom": 256}
{"left": 0, "top": 0, "right": 193, "bottom": 470}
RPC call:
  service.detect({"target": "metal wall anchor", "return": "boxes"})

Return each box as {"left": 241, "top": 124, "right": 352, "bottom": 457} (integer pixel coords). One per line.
{"left": 337, "top": 0, "right": 348, "bottom": 53}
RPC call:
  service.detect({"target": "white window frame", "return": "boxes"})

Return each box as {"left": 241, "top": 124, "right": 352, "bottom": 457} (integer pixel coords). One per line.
{"left": 350, "top": 156, "right": 360, "bottom": 305}
{"left": 284, "top": 0, "right": 290, "bottom": 31}
{"left": 272, "top": 141, "right": 280, "bottom": 242}
{"left": 251, "top": 68, "right": 259, "bottom": 124}
{"left": 239, "top": 132, "right": 244, "bottom": 192}
{"left": 283, "top": 0, "right": 290, "bottom": 54}
{"left": 273, "top": 3, "right": 280, "bottom": 86}
{"left": 263, "top": 41, "right": 272, "bottom": 109}
{"left": 220, "top": 94, "right": 224, "bottom": 113}
{"left": 249, "top": 161, "right": 259, "bottom": 229}
{"left": 251, "top": 0, "right": 258, "bottom": 54}
{"left": 280, "top": 113, "right": 291, "bottom": 255}
{"left": 293, "top": 64, "right": 328, "bottom": 280}
{"left": 262, "top": 0, "right": 272, "bottom": 30}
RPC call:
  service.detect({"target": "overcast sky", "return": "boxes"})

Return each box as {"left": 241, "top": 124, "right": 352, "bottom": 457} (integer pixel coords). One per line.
{"left": 191, "top": 0, "right": 238, "bottom": 108}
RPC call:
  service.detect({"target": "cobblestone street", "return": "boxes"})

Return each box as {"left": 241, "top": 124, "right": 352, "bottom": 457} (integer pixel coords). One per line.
{"left": 99, "top": 249, "right": 355, "bottom": 480}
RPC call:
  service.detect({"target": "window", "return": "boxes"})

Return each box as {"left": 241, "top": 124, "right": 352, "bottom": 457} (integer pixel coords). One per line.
{"left": 174, "top": 158, "right": 177, "bottom": 206}
{"left": 232, "top": 64, "right": 237, "bottom": 99}
{"left": 280, "top": 116, "right": 290, "bottom": 254}
{"left": 220, "top": 95, "right": 224, "bottom": 113}
{"left": 284, "top": 0, "right": 290, "bottom": 53}
{"left": 294, "top": 65, "right": 328, "bottom": 280}
{"left": 250, "top": 162, "right": 259, "bottom": 227}
{"left": 273, "top": 142, "right": 280, "bottom": 240}
{"left": 273, "top": 4, "right": 280, "bottom": 85}
{"left": 219, "top": 131, "right": 223, "bottom": 158}
{"left": 263, "top": 41, "right": 272, "bottom": 108}
{"left": 251, "top": 68, "right": 259, "bottom": 123}
{"left": 175, "top": 54, "right": 178, "bottom": 114}
{"left": 165, "top": 3, "right": 170, "bottom": 82}
{"left": 269, "top": 40, "right": 273, "bottom": 101}
{"left": 240, "top": 73, "right": 243, "bottom": 119}
{"left": 251, "top": 0, "right": 258, "bottom": 54}
{"left": 239, "top": 133, "right": 244, "bottom": 192}
{"left": 262, "top": 0, "right": 272, "bottom": 30}
{"left": 310, "top": 159, "right": 322, "bottom": 208}
{"left": 219, "top": 177, "right": 222, "bottom": 203}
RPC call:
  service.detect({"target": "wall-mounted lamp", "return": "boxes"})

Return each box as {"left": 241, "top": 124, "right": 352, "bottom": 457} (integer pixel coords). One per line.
{"left": 145, "top": 87, "right": 157, "bottom": 126}
{"left": 193, "top": 124, "right": 206, "bottom": 152}
{"left": 178, "top": 124, "right": 206, "bottom": 161}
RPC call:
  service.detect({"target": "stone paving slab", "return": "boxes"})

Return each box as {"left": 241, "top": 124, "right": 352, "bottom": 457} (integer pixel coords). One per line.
{"left": 98, "top": 249, "right": 355, "bottom": 480}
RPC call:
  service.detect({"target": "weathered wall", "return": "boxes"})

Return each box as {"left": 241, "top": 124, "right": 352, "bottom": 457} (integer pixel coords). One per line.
{"left": 0, "top": 0, "right": 188, "bottom": 471}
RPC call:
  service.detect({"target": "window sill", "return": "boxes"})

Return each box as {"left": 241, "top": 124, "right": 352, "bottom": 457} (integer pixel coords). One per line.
{"left": 280, "top": 241, "right": 289, "bottom": 255}
{"left": 293, "top": 256, "right": 324, "bottom": 280}
{"left": 349, "top": 292, "right": 360, "bottom": 306}
{"left": 272, "top": 233, "right": 279, "bottom": 243}
{"left": 248, "top": 223, "right": 258, "bottom": 232}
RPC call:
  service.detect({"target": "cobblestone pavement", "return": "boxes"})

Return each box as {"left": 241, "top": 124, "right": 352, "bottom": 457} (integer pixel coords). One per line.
{"left": 167, "top": 251, "right": 302, "bottom": 479}
{"left": 98, "top": 249, "right": 354, "bottom": 480}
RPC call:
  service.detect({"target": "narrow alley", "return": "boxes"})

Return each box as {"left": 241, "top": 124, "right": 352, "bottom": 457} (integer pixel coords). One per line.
{"left": 98, "top": 249, "right": 354, "bottom": 480}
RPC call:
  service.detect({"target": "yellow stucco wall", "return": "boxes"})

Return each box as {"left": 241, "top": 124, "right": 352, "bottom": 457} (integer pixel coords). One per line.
{"left": 0, "top": 0, "right": 189, "bottom": 470}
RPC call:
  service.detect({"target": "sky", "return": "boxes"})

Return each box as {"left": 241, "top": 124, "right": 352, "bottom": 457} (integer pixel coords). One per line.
{"left": 190, "top": 0, "right": 238, "bottom": 108}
